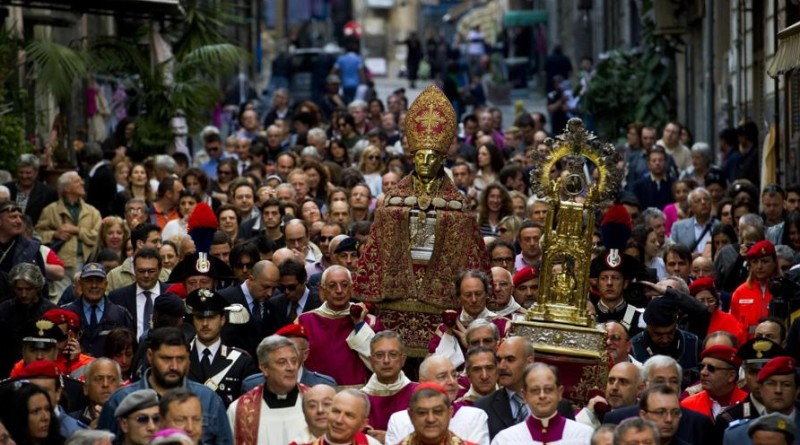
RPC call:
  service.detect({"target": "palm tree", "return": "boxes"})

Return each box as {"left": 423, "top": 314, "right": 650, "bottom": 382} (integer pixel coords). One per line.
{"left": 24, "top": 1, "right": 246, "bottom": 162}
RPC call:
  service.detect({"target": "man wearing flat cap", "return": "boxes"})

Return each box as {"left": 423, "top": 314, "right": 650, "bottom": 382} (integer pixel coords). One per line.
{"left": 723, "top": 356, "right": 800, "bottom": 445}
{"left": 715, "top": 338, "right": 790, "bottom": 438}
{"left": 333, "top": 236, "right": 359, "bottom": 272}
{"left": 64, "top": 262, "right": 134, "bottom": 358}
{"left": 186, "top": 288, "right": 256, "bottom": 406}
{"left": 731, "top": 240, "right": 779, "bottom": 338}
{"left": 115, "top": 389, "right": 160, "bottom": 445}
{"left": 682, "top": 344, "right": 748, "bottom": 420}
{"left": 631, "top": 297, "right": 700, "bottom": 387}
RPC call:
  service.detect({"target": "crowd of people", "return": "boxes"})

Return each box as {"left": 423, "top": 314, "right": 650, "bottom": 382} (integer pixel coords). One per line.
{"left": 0, "top": 61, "right": 797, "bottom": 445}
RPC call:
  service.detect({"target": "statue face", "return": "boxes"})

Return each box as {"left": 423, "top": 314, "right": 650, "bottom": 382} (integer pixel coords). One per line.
{"left": 413, "top": 149, "right": 444, "bottom": 179}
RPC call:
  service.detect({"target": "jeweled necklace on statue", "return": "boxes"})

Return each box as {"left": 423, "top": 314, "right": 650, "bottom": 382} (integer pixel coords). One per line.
{"left": 412, "top": 175, "right": 442, "bottom": 211}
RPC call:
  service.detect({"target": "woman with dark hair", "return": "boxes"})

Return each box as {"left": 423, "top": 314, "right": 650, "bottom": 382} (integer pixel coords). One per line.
{"left": 326, "top": 138, "right": 350, "bottom": 168}
{"left": 216, "top": 204, "right": 241, "bottom": 245}
{"left": 113, "top": 162, "right": 154, "bottom": 216}
{"left": 295, "top": 100, "right": 322, "bottom": 129}
{"left": 383, "top": 153, "right": 409, "bottom": 177}
{"left": 302, "top": 160, "right": 330, "bottom": 205}
{"left": 780, "top": 211, "right": 800, "bottom": 252}
{"left": 710, "top": 224, "right": 738, "bottom": 261}
{"left": 182, "top": 168, "right": 219, "bottom": 210}
{"left": 477, "top": 183, "right": 514, "bottom": 237}
{"left": 474, "top": 143, "right": 504, "bottom": 193}
{"left": 367, "top": 98, "right": 384, "bottom": 128}
{"left": 1, "top": 382, "right": 63, "bottom": 445}
{"left": 210, "top": 158, "right": 239, "bottom": 204}
{"left": 102, "top": 117, "right": 136, "bottom": 161}
{"left": 632, "top": 224, "right": 665, "bottom": 280}
{"left": 103, "top": 327, "right": 137, "bottom": 381}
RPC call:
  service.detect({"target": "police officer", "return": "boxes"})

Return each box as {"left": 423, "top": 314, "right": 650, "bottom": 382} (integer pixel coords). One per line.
{"left": 186, "top": 288, "right": 256, "bottom": 407}
{"left": 714, "top": 338, "right": 790, "bottom": 440}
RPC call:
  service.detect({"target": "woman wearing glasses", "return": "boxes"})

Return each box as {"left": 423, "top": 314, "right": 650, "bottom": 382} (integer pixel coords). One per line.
{"left": 210, "top": 158, "right": 239, "bottom": 205}
{"left": 358, "top": 146, "right": 384, "bottom": 197}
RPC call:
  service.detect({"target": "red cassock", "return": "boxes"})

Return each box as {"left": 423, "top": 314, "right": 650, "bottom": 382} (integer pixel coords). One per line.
{"left": 365, "top": 382, "right": 418, "bottom": 431}
{"left": 298, "top": 309, "right": 383, "bottom": 387}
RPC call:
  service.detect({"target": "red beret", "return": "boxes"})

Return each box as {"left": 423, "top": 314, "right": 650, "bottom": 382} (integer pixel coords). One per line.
{"left": 414, "top": 382, "right": 449, "bottom": 397}
{"left": 42, "top": 308, "right": 80, "bottom": 330}
{"left": 746, "top": 240, "right": 776, "bottom": 260}
{"left": 10, "top": 360, "right": 60, "bottom": 380}
{"left": 758, "top": 356, "right": 797, "bottom": 383}
{"left": 276, "top": 324, "right": 307, "bottom": 339}
{"left": 688, "top": 276, "right": 717, "bottom": 297}
{"left": 165, "top": 283, "right": 187, "bottom": 299}
{"left": 513, "top": 266, "right": 539, "bottom": 287}
{"left": 701, "top": 344, "right": 742, "bottom": 368}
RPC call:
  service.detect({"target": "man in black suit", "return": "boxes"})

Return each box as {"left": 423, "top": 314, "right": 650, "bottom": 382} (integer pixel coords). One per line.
{"left": 83, "top": 142, "right": 117, "bottom": 217}
{"left": 268, "top": 258, "right": 322, "bottom": 331}
{"left": 108, "top": 248, "right": 169, "bottom": 340}
{"left": 5, "top": 153, "right": 57, "bottom": 225}
{"left": 219, "top": 260, "right": 280, "bottom": 358}
{"left": 63, "top": 263, "right": 134, "bottom": 357}
{"left": 474, "top": 336, "right": 573, "bottom": 439}
{"left": 603, "top": 354, "right": 712, "bottom": 444}
{"left": 186, "top": 288, "right": 257, "bottom": 407}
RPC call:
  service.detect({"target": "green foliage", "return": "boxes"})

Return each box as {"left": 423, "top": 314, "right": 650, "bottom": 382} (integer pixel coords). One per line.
{"left": 24, "top": 0, "right": 247, "bottom": 158}
{"left": 583, "top": 0, "right": 680, "bottom": 141}
{"left": 0, "top": 26, "right": 34, "bottom": 171}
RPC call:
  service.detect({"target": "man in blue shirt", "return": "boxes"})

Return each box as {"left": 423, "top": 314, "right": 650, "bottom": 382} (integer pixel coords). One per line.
{"left": 333, "top": 39, "right": 366, "bottom": 103}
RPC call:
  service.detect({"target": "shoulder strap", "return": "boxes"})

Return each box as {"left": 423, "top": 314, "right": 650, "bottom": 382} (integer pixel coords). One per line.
{"left": 621, "top": 305, "right": 637, "bottom": 330}
{"left": 204, "top": 350, "right": 242, "bottom": 391}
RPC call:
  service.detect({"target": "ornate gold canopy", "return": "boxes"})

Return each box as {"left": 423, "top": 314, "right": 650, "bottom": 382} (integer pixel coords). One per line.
{"left": 524, "top": 118, "right": 622, "bottom": 327}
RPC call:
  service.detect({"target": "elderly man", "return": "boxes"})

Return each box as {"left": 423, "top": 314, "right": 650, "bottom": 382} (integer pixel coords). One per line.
{"left": 115, "top": 389, "right": 160, "bottom": 445}
{"left": 512, "top": 266, "right": 539, "bottom": 309}
{"left": 328, "top": 200, "right": 351, "bottom": 227}
{"left": 638, "top": 385, "right": 684, "bottom": 445}
{"left": 70, "top": 358, "right": 122, "bottom": 427}
{"left": 361, "top": 330, "right": 418, "bottom": 437}
{"left": 490, "top": 267, "right": 525, "bottom": 317}
{"left": 604, "top": 321, "right": 639, "bottom": 366}
{"left": 333, "top": 237, "right": 359, "bottom": 272}
{"left": 292, "top": 389, "right": 381, "bottom": 445}
{"left": 284, "top": 219, "right": 322, "bottom": 264}
{"left": 297, "top": 265, "right": 383, "bottom": 386}
{"left": 219, "top": 260, "right": 279, "bottom": 358}
{"left": 5, "top": 154, "right": 58, "bottom": 224}
{"left": 306, "top": 222, "right": 342, "bottom": 277}
{"left": 241, "top": 324, "right": 337, "bottom": 392}
{"left": 615, "top": 418, "right": 661, "bottom": 445}
{"left": 226, "top": 335, "right": 306, "bottom": 445}
{"left": 455, "top": 347, "right": 499, "bottom": 408}
{"left": 681, "top": 345, "right": 748, "bottom": 420}
{"left": 64, "top": 263, "right": 134, "bottom": 357}
{"left": 290, "top": 384, "right": 337, "bottom": 443}
{"left": 576, "top": 362, "right": 644, "bottom": 428}
{"left": 429, "top": 270, "right": 510, "bottom": 368}
{"left": 723, "top": 356, "right": 800, "bottom": 445}
{"left": 386, "top": 355, "right": 490, "bottom": 445}
{"left": 98, "top": 327, "right": 232, "bottom": 445}
{"left": 36, "top": 171, "right": 101, "bottom": 276}
{"left": 670, "top": 188, "right": 719, "bottom": 254}
{"left": 401, "top": 383, "right": 477, "bottom": 445}
{"left": 603, "top": 355, "right": 713, "bottom": 444}
{"left": 0, "top": 199, "right": 47, "bottom": 286}
{"left": 491, "top": 363, "right": 594, "bottom": 444}
{"left": 0, "top": 262, "right": 55, "bottom": 375}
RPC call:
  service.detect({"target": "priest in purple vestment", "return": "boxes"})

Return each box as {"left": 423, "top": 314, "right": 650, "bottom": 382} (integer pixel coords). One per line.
{"left": 297, "top": 265, "right": 383, "bottom": 387}
{"left": 490, "top": 363, "right": 593, "bottom": 444}
{"left": 360, "top": 330, "right": 418, "bottom": 442}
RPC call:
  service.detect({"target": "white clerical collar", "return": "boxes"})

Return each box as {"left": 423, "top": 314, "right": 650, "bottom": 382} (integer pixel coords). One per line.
{"left": 496, "top": 299, "right": 523, "bottom": 316}
{"left": 460, "top": 307, "right": 496, "bottom": 325}
{"left": 323, "top": 435, "right": 354, "bottom": 445}
{"left": 533, "top": 411, "right": 558, "bottom": 427}
{"left": 362, "top": 371, "right": 412, "bottom": 396}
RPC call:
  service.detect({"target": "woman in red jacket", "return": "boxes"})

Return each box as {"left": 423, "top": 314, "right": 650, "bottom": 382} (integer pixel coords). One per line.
{"left": 730, "top": 240, "right": 779, "bottom": 339}
{"left": 689, "top": 276, "right": 746, "bottom": 346}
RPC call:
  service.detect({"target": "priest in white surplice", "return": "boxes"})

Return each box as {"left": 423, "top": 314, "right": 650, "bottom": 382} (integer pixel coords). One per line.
{"left": 227, "top": 335, "right": 307, "bottom": 445}
{"left": 490, "top": 363, "right": 593, "bottom": 445}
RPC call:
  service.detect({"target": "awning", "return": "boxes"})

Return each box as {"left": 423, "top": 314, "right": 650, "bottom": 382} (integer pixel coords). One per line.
{"left": 0, "top": 0, "right": 184, "bottom": 18}
{"left": 503, "top": 10, "right": 548, "bottom": 27}
{"left": 768, "top": 20, "right": 800, "bottom": 78}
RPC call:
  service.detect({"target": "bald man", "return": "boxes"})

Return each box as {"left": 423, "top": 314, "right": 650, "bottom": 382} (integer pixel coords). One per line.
{"left": 291, "top": 384, "right": 338, "bottom": 443}
{"left": 220, "top": 260, "right": 280, "bottom": 357}
{"left": 490, "top": 267, "right": 526, "bottom": 317}
{"left": 575, "top": 362, "right": 644, "bottom": 428}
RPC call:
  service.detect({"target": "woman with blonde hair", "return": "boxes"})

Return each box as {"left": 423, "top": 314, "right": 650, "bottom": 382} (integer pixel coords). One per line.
{"left": 111, "top": 155, "right": 131, "bottom": 193}
{"left": 91, "top": 216, "right": 129, "bottom": 261}
{"left": 497, "top": 215, "right": 523, "bottom": 245}
{"left": 358, "top": 145, "right": 385, "bottom": 197}
{"left": 508, "top": 190, "right": 528, "bottom": 218}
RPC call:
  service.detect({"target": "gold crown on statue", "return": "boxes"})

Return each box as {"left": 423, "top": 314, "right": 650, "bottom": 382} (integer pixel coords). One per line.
{"left": 404, "top": 85, "right": 456, "bottom": 154}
